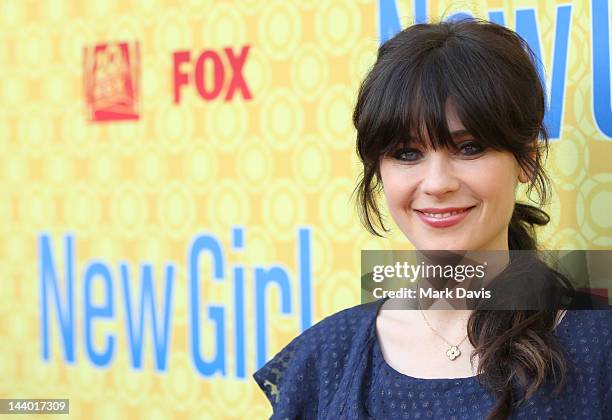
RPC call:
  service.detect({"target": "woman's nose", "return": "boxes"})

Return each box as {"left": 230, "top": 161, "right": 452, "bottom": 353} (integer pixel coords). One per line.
{"left": 419, "top": 151, "right": 461, "bottom": 196}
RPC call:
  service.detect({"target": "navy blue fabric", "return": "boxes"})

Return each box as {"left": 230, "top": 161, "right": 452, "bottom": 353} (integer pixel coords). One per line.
{"left": 253, "top": 298, "right": 611, "bottom": 419}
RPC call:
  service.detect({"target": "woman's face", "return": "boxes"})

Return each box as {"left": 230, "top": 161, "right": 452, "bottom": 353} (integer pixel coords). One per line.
{"left": 379, "top": 103, "right": 528, "bottom": 251}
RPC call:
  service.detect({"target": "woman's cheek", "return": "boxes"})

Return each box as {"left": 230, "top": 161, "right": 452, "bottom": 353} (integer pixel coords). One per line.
{"left": 383, "top": 170, "right": 413, "bottom": 205}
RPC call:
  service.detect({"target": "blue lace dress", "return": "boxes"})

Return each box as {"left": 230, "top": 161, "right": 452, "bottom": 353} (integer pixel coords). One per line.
{"left": 253, "top": 298, "right": 611, "bottom": 419}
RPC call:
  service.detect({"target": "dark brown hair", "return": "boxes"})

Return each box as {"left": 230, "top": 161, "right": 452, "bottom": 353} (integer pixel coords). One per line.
{"left": 352, "top": 19, "right": 568, "bottom": 420}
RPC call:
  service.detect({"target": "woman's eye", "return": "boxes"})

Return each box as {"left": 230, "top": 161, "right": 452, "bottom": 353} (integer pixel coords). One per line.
{"left": 458, "top": 141, "right": 484, "bottom": 156}
{"left": 393, "top": 148, "right": 422, "bottom": 162}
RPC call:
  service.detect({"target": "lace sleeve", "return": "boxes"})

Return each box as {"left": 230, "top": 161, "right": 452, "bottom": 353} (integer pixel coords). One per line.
{"left": 253, "top": 330, "right": 321, "bottom": 419}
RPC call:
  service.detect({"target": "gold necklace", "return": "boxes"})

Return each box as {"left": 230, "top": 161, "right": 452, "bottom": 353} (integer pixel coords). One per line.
{"left": 417, "top": 298, "right": 469, "bottom": 361}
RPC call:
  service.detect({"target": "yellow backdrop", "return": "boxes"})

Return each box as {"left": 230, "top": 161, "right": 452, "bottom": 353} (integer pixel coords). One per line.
{"left": 0, "top": 0, "right": 610, "bottom": 418}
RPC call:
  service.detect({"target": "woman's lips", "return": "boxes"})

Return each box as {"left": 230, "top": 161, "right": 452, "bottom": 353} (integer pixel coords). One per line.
{"left": 414, "top": 206, "right": 476, "bottom": 228}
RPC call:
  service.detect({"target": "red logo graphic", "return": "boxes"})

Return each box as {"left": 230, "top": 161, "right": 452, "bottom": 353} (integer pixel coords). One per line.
{"left": 173, "top": 46, "right": 252, "bottom": 104}
{"left": 84, "top": 41, "right": 141, "bottom": 122}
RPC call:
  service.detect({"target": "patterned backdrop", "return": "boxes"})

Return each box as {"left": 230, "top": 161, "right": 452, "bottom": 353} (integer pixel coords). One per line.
{"left": 0, "top": 0, "right": 610, "bottom": 418}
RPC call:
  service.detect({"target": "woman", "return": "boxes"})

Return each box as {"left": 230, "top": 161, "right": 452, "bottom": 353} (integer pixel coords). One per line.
{"left": 253, "top": 19, "right": 611, "bottom": 419}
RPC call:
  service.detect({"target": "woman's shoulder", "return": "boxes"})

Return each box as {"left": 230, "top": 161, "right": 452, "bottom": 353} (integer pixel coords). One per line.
{"left": 560, "top": 309, "right": 612, "bottom": 334}
{"left": 252, "top": 300, "right": 383, "bottom": 418}
{"left": 556, "top": 309, "right": 612, "bottom": 362}
{"left": 275, "top": 299, "right": 381, "bottom": 358}
{"left": 286, "top": 299, "right": 384, "bottom": 352}
{"left": 301, "top": 299, "right": 382, "bottom": 339}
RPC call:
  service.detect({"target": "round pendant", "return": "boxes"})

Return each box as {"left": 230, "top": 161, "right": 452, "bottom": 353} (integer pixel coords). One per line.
{"left": 446, "top": 346, "right": 461, "bottom": 360}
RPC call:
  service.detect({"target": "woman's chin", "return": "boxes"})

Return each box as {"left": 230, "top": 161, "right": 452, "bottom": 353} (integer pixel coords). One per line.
{"left": 412, "top": 240, "right": 472, "bottom": 251}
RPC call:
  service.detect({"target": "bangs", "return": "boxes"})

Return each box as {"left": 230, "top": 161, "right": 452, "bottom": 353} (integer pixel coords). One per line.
{"left": 355, "top": 22, "right": 539, "bottom": 160}
{"left": 381, "top": 50, "right": 457, "bottom": 154}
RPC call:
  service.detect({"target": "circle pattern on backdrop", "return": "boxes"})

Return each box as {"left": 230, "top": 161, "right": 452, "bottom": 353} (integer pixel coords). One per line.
{"left": 89, "top": 152, "right": 121, "bottom": 193}
{"left": 59, "top": 19, "right": 95, "bottom": 76}
{"left": 290, "top": 44, "right": 330, "bottom": 101}
{"left": 236, "top": 138, "right": 274, "bottom": 192}
{"left": 153, "top": 10, "right": 193, "bottom": 54}
{"left": 262, "top": 179, "right": 307, "bottom": 241}
{"left": 1, "top": 3, "right": 610, "bottom": 420}
{"left": 0, "top": 341, "right": 16, "bottom": 391}
{"left": 549, "top": 130, "right": 589, "bottom": 190}
{"left": 319, "top": 178, "right": 361, "bottom": 241}
{"left": 156, "top": 102, "right": 194, "bottom": 154}
{"left": 61, "top": 102, "right": 100, "bottom": 157}
{"left": 110, "top": 182, "right": 148, "bottom": 239}
{"left": 107, "top": 119, "right": 147, "bottom": 157}
{"left": 44, "top": 151, "right": 76, "bottom": 187}
{"left": 182, "top": 141, "right": 219, "bottom": 193}
{"left": 349, "top": 37, "right": 379, "bottom": 87}
{"left": 17, "top": 104, "right": 53, "bottom": 158}
{"left": 65, "top": 182, "right": 103, "bottom": 236}
{"left": 0, "top": 0, "right": 25, "bottom": 29}
{"left": 188, "top": 399, "right": 223, "bottom": 420}
{"left": 210, "top": 378, "right": 254, "bottom": 417}
{"left": 136, "top": 146, "right": 170, "bottom": 193}
{"left": 260, "top": 88, "right": 305, "bottom": 151}
{"left": 0, "top": 112, "right": 9, "bottom": 150}
{"left": 257, "top": 1, "right": 302, "bottom": 60}
{"left": 243, "top": 47, "right": 273, "bottom": 101}
{"left": 18, "top": 183, "right": 55, "bottom": 232}
{"left": 1, "top": 74, "right": 28, "bottom": 109}
{"left": 203, "top": 4, "right": 246, "bottom": 47}
{"left": 314, "top": 0, "right": 361, "bottom": 56}
{"left": 0, "top": 193, "right": 11, "bottom": 234}
{"left": 42, "top": 65, "right": 76, "bottom": 105}
{"left": 162, "top": 353, "right": 199, "bottom": 410}
{"left": 545, "top": 227, "right": 588, "bottom": 250}
{"left": 207, "top": 180, "right": 252, "bottom": 231}
{"left": 15, "top": 24, "right": 53, "bottom": 79}
{"left": 319, "top": 270, "right": 361, "bottom": 315}
{"left": 3, "top": 155, "right": 29, "bottom": 185}
{"left": 205, "top": 100, "right": 249, "bottom": 153}
{"left": 309, "top": 228, "right": 334, "bottom": 283}
{"left": 113, "top": 355, "right": 153, "bottom": 407}
{"left": 159, "top": 181, "right": 196, "bottom": 239}
{"left": 291, "top": 134, "right": 332, "bottom": 193}
{"left": 316, "top": 84, "right": 355, "bottom": 149}
{"left": 3, "top": 229, "right": 30, "bottom": 267}
{"left": 576, "top": 174, "right": 612, "bottom": 246}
